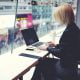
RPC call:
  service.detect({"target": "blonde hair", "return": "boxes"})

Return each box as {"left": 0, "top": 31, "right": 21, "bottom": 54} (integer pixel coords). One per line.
{"left": 54, "top": 4, "right": 75, "bottom": 24}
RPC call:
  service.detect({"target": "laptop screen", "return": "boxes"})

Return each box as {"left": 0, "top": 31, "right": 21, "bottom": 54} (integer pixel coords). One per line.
{"left": 21, "top": 28, "right": 39, "bottom": 45}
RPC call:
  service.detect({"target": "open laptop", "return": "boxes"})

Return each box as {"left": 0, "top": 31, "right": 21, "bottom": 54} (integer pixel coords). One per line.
{"left": 21, "top": 28, "right": 44, "bottom": 48}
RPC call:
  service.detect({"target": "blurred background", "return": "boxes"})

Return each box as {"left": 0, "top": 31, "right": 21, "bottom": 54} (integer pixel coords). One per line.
{"left": 0, "top": 0, "right": 78, "bottom": 54}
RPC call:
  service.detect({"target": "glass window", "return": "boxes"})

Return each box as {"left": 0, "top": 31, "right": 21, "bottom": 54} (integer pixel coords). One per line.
{"left": 0, "top": 15, "right": 15, "bottom": 54}
{"left": 0, "top": 0, "right": 78, "bottom": 55}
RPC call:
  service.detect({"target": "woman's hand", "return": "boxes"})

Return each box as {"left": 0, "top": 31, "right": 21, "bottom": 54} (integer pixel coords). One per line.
{"left": 47, "top": 41, "right": 56, "bottom": 47}
{"left": 38, "top": 41, "right": 56, "bottom": 51}
{"left": 38, "top": 44, "right": 49, "bottom": 51}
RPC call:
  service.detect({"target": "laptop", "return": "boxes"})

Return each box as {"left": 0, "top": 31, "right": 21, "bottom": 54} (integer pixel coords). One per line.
{"left": 21, "top": 28, "right": 44, "bottom": 47}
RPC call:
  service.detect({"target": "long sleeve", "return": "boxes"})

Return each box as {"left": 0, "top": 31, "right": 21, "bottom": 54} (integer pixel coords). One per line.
{"left": 47, "top": 45, "right": 61, "bottom": 58}
{"left": 47, "top": 23, "right": 80, "bottom": 60}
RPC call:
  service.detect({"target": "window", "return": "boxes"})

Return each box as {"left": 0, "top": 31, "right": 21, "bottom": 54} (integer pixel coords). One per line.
{"left": 0, "top": 0, "right": 78, "bottom": 55}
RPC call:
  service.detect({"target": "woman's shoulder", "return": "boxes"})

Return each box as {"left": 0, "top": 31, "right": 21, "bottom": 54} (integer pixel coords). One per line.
{"left": 67, "top": 22, "right": 80, "bottom": 32}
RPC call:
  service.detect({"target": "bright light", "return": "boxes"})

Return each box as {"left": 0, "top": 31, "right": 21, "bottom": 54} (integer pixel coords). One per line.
{"left": 0, "top": 15, "right": 15, "bottom": 29}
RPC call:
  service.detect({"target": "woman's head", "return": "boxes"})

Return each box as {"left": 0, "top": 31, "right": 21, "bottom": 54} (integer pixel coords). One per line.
{"left": 54, "top": 4, "right": 75, "bottom": 25}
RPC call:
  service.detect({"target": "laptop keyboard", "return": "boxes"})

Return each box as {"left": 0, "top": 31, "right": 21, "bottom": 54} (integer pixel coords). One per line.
{"left": 32, "top": 42, "right": 43, "bottom": 47}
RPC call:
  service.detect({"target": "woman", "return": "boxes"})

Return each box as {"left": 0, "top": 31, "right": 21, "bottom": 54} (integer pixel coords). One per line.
{"left": 31, "top": 4, "right": 80, "bottom": 80}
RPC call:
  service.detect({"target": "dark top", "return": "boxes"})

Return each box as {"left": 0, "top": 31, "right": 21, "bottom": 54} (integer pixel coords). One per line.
{"left": 47, "top": 22, "right": 80, "bottom": 68}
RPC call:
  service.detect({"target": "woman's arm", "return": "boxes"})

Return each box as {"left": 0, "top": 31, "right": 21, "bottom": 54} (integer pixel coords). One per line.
{"left": 47, "top": 45, "right": 61, "bottom": 58}
{"left": 38, "top": 44, "right": 61, "bottom": 58}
